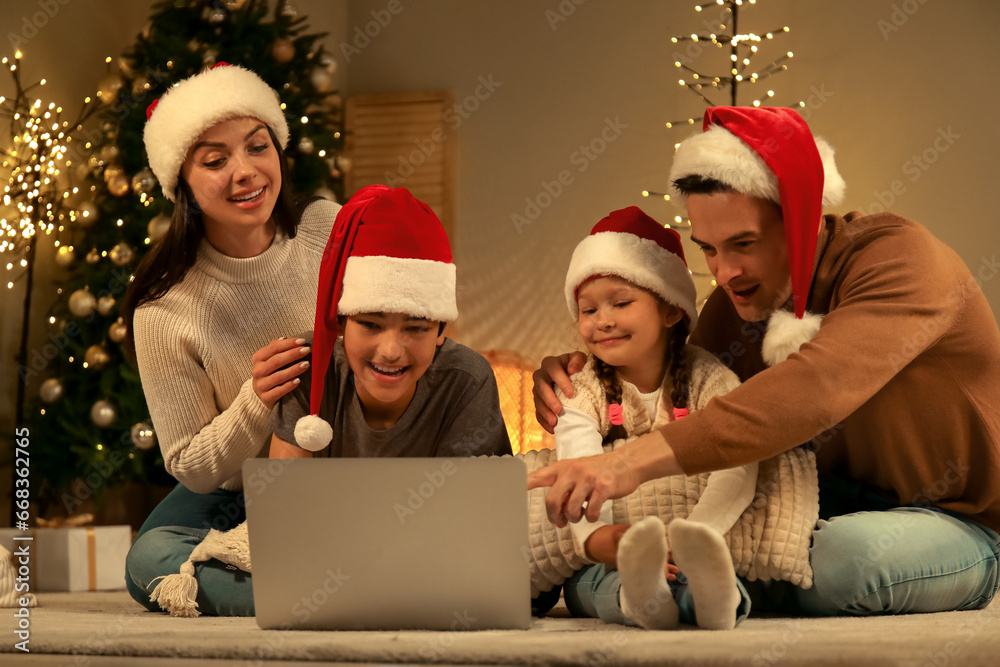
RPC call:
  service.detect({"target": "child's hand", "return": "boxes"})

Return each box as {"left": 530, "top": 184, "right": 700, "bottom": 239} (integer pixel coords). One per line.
{"left": 252, "top": 337, "right": 312, "bottom": 410}
{"left": 666, "top": 550, "right": 679, "bottom": 581}
{"left": 583, "top": 524, "right": 629, "bottom": 568}
{"left": 532, "top": 351, "right": 588, "bottom": 433}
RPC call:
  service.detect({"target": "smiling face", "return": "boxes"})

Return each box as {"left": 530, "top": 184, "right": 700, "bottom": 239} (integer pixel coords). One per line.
{"left": 576, "top": 276, "right": 683, "bottom": 392}
{"left": 687, "top": 190, "right": 792, "bottom": 322}
{"left": 342, "top": 312, "right": 445, "bottom": 427}
{"left": 179, "top": 116, "right": 281, "bottom": 257}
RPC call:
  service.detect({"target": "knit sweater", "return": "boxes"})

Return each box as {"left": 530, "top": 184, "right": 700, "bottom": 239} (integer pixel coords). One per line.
{"left": 134, "top": 199, "right": 340, "bottom": 493}
{"left": 679, "top": 212, "right": 1000, "bottom": 532}
{"left": 555, "top": 348, "right": 758, "bottom": 557}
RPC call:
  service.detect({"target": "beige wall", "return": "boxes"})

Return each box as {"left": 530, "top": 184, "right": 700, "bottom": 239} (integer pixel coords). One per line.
{"left": 1, "top": 0, "right": 997, "bottom": 516}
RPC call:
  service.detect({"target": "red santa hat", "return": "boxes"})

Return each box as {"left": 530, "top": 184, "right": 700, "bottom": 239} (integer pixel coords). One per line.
{"left": 565, "top": 206, "right": 698, "bottom": 328}
{"left": 294, "top": 185, "right": 457, "bottom": 451}
{"left": 143, "top": 63, "right": 290, "bottom": 202}
{"left": 667, "top": 107, "right": 846, "bottom": 365}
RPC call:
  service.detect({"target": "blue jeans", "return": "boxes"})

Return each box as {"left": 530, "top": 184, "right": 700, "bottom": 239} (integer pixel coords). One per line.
{"left": 562, "top": 563, "right": 752, "bottom": 628}
{"left": 125, "top": 484, "right": 254, "bottom": 616}
{"left": 745, "top": 474, "right": 1000, "bottom": 616}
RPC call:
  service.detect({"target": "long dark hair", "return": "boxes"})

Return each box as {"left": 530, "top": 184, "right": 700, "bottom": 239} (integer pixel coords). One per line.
{"left": 596, "top": 312, "right": 691, "bottom": 444}
{"left": 120, "top": 125, "right": 303, "bottom": 361}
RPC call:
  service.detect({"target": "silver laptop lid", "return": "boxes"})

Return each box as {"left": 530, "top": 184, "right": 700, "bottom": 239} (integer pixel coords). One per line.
{"left": 243, "top": 457, "right": 531, "bottom": 631}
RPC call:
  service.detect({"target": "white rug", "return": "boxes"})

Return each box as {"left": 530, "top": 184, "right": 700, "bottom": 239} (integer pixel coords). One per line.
{"left": 2, "top": 591, "right": 998, "bottom": 666}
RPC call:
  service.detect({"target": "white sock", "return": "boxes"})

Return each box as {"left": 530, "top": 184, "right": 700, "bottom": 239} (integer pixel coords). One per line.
{"left": 668, "top": 518, "right": 741, "bottom": 630}
{"left": 617, "top": 516, "right": 678, "bottom": 630}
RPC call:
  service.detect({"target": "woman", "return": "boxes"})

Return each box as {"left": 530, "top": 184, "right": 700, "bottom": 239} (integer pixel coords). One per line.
{"left": 121, "top": 63, "right": 338, "bottom": 616}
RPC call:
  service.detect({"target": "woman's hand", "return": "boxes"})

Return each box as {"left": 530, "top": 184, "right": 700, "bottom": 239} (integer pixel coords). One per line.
{"left": 527, "top": 449, "right": 643, "bottom": 527}
{"left": 532, "top": 351, "right": 587, "bottom": 433}
{"left": 252, "top": 337, "right": 312, "bottom": 410}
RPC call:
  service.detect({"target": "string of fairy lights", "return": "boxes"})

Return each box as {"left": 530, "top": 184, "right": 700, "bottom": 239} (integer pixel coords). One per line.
{"left": 641, "top": 0, "right": 802, "bottom": 304}
{"left": 0, "top": 51, "right": 95, "bottom": 291}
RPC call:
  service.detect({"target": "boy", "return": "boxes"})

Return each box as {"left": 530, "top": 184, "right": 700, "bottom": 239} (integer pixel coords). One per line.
{"left": 271, "top": 184, "right": 511, "bottom": 459}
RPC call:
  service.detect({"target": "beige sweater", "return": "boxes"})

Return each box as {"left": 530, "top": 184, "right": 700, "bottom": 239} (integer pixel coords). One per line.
{"left": 134, "top": 200, "right": 340, "bottom": 493}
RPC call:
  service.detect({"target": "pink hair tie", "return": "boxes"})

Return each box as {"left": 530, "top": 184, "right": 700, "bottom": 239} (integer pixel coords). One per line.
{"left": 608, "top": 403, "right": 624, "bottom": 426}
{"left": 672, "top": 407, "right": 689, "bottom": 420}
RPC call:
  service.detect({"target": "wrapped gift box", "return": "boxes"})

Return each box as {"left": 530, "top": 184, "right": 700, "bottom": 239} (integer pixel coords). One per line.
{"left": 1, "top": 525, "right": 132, "bottom": 592}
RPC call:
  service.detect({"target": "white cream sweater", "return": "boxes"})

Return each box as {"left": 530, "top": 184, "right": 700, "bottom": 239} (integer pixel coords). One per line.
{"left": 134, "top": 200, "right": 340, "bottom": 493}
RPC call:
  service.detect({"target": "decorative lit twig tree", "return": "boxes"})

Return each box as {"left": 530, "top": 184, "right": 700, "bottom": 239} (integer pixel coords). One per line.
{"left": 1, "top": 50, "right": 98, "bottom": 429}
{"left": 641, "top": 0, "right": 802, "bottom": 305}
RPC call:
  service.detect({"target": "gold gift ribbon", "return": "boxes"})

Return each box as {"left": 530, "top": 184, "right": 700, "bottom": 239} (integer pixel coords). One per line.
{"left": 85, "top": 527, "right": 96, "bottom": 591}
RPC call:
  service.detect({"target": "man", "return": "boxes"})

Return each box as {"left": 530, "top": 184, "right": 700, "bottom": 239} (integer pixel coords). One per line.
{"left": 528, "top": 106, "right": 1000, "bottom": 616}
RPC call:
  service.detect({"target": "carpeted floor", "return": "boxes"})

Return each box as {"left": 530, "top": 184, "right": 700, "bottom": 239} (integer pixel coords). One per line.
{"left": 2, "top": 590, "right": 998, "bottom": 666}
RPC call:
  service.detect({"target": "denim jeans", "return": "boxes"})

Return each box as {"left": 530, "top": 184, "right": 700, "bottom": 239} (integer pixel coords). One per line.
{"left": 745, "top": 474, "right": 1000, "bottom": 616}
{"left": 562, "top": 563, "right": 752, "bottom": 628}
{"left": 125, "top": 483, "right": 254, "bottom": 616}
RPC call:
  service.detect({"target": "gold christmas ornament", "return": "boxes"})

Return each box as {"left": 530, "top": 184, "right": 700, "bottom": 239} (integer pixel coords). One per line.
{"left": 55, "top": 246, "right": 75, "bottom": 268}
{"left": 109, "top": 173, "right": 130, "bottom": 197}
{"left": 272, "top": 39, "right": 295, "bottom": 63}
{"left": 84, "top": 344, "right": 111, "bottom": 370}
{"left": 310, "top": 68, "right": 331, "bottom": 93}
{"left": 97, "top": 294, "right": 116, "bottom": 316}
{"left": 109, "top": 242, "right": 134, "bottom": 267}
{"left": 147, "top": 213, "right": 171, "bottom": 242}
{"left": 90, "top": 399, "right": 118, "bottom": 428}
{"left": 335, "top": 155, "right": 353, "bottom": 174}
{"left": 100, "top": 144, "right": 120, "bottom": 163}
{"left": 77, "top": 200, "right": 98, "bottom": 226}
{"left": 130, "top": 422, "right": 157, "bottom": 450}
{"left": 132, "top": 168, "right": 157, "bottom": 195}
{"left": 86, "top": 248, "right": 101, "bottom": 264}
{"left": 319, "top": 53, "right": 337, "bottom": 74}
{"left": 98, "top": 72, "right": 124, "bottom": 103}
{"left": 297, "top": 137, "right": 314, "bottom": 154}
{"left": 69, "top": 289, "right": 97, "bottom": 317}
{"left": 109, "top": 318, "right": 127, "bottom": 343}
{"left": 39, "top": 378, "right": 64, "bottom": 403}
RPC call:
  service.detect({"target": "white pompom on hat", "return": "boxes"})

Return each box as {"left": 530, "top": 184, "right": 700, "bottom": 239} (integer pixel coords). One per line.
{"left": 565, "top": 206, "right": 698, "bottom": 328}
{"left": 143, "top": 63, "right": 290, "bottom": 202}
{"left": 668, "top": 107, "right": 847, "bottom": 364}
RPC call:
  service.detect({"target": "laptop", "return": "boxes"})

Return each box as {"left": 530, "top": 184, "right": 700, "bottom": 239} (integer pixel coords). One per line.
{"left": 242, "top": 457, "right": 531, "bottom": 631}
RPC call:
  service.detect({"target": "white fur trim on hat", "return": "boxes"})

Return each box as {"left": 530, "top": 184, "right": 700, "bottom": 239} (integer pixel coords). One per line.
{"left": 143, "top": 65, "right": 290, "bottom": 202}
{"left": 565, "top": 232, "right": 698, "bottom": 328}
{"left": 294, "top": 415, "right": 334, "bottom": 452}
{"left": 667, "top": 125, "right": 845, "bottom": 208}
{"left": 761, "top": 310, "right": 823, "bottom": 366}
{"left": 338, "top": 255, "right": 458, "bottom": 322}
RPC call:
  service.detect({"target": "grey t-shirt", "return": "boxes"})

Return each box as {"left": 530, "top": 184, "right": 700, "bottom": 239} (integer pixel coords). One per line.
{"left": 270, "top": 337, "right": 512, "bottom": 458}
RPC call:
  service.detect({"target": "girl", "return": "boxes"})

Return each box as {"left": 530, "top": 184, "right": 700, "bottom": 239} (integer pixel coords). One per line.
{"left": 121, "top": 63, "right": 339, "bottom": 616}
{"left": 552, "top": 206, "right": 756, "bottom": 630}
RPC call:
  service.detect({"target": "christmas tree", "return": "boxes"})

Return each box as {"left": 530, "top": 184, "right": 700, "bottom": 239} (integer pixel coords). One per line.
{"left": 24, "top": 0, "right": 346, "bottom": 517}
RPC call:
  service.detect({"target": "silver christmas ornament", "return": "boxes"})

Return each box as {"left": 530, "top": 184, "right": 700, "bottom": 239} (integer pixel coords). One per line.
{"left": 90, "top": 400, "right": 118, "bottom": 428}
{"left": 39, "top": 378, "right": 64, "bottom": 403}
{"left": 69, "top": 289, "right": 97, "bottom": 317}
